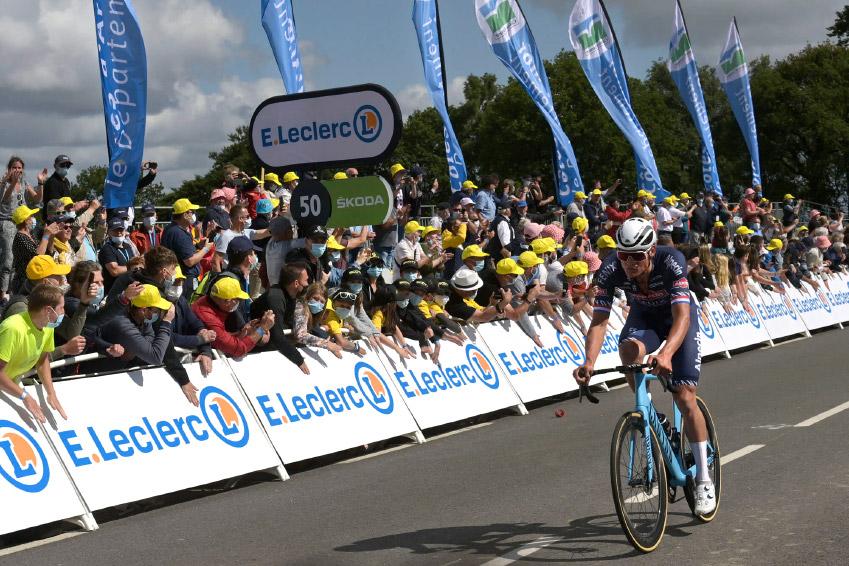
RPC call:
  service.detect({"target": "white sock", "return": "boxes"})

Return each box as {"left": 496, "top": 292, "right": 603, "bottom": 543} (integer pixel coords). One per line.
{"left": 692, "top": 441, "right": 711, "bottom": 483}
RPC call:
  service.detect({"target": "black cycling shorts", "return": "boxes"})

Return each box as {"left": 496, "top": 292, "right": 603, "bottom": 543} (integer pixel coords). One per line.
{"left": 618, "top": 301, "right": 702, "bottom": 389}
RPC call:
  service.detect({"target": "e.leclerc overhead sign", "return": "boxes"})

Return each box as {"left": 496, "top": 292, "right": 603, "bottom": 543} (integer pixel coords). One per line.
{"left": 249, "top": 83, "right": 402, "bottom": 170}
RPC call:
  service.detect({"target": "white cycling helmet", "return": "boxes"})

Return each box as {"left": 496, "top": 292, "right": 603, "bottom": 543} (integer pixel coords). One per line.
{"left": 616, "top": 217, "right": 657, "bottom": 252}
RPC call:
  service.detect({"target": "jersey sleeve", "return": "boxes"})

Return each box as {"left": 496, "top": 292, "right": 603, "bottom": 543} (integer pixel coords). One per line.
{"left": 591, "top": 261, "right": 618, "bottom": 314}
{"left": 663, "top": 250, "right": 691, "bottom": 305}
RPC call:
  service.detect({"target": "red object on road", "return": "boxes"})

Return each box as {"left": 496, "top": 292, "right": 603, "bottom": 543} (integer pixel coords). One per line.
{"left": 555, "top": 408, "right": 565, "bottom": 418}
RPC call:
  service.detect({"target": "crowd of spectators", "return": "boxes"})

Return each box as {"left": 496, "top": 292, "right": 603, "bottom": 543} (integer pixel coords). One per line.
{"left": 0, "top": 153, "right": 846, "bottom": 419}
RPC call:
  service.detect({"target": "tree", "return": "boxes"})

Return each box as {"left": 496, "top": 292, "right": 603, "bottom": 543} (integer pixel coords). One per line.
{"left": 827, "top": 5, "right": 849, "bottom": 46}
{"left": 71, "top": 165, "right": 167, "bottom": 206}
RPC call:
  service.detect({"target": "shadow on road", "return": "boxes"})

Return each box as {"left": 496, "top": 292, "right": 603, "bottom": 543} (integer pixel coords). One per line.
{"left": 335, "top": 512, "right": 701, "bottom": 562}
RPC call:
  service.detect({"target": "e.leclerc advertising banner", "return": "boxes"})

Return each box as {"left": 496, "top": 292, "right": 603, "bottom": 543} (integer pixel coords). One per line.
{"left": 40, "top": 364, "right": 283, "bottom": 511}
{"left": 92, "top": 0, "right": 147, "bottom": 208}
{"left": 376, "top": 335, "right": 524, "bottom": 431}
{"left": 0, "top": 391, "right": 91, "bottom": 535}
{"left": 229, "top": 348, "right": 420, "bottom": 463}
{"left": 475, "top": 0, "right": 584, "bottom": 206}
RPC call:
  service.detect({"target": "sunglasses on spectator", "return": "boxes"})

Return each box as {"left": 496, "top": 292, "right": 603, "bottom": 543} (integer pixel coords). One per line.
{"left": 617, "top": 251, "right": 648, "bottom": 262}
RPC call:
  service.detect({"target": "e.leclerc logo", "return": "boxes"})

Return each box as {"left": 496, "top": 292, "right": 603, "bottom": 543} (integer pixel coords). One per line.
{"left": 466, "top": 344, "right": 500, "bottom": 389}
{"left": 816, "top": 289, "right": 832, "bottom": 313}
{"left": 259, "top": 105, "right": 383, "bottom": 148}
{"left": 0, "top": 420, "right": 50, "bottom": 493}
{"left": 744, "top": 303, "right": 761, "bottom": 328}
{"left": 698, "top": 308, "right": 715, "bottom": 339}
{"left": 497, "top": 328, "right": 585, "bottom": 377}
{"left": 57, "top": 386, "right": 250, "bottom": 468}
{"left": 391, "top": 344, "right": 500, "bottom": 397}
{"left": 256, "top": 361, "right": 394, "bottom": 426}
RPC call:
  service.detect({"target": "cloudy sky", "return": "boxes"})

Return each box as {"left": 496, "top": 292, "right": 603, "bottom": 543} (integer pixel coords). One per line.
{"left": 2, "top": 0, "right": 843, "bottom": 191}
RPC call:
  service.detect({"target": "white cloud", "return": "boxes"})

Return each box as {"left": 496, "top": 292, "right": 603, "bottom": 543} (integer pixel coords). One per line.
{"left": 396, "top": 76, "right": 468, "bottom": 119}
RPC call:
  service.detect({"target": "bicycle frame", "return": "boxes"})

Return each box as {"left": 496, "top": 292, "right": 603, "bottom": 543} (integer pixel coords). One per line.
{"left": 630, "top": 371, "right": 692, "bottom": 487}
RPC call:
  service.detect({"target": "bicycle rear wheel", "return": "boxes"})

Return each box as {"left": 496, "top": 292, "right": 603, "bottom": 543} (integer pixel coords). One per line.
{"left": 610, "top": 412, "right": 668, "bottom": 553}
{"left": 680, "top": 396, "right": 721, "bottom": 522}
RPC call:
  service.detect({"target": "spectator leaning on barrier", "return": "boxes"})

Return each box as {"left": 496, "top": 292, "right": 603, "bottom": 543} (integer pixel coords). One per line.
{"left": 445, "top": 269, "right": 502, "bottom": 324}
{"left": 0, "top": 284, "right": 68, "bottom": 422}
{"left": 368, "top": 285, "right": 415, "bottom": 360}
{"left": 293, "top": 282, "right": 345, "bottom": 358}
{"left": 250, "top": 263, "right": 310, "bottom": 374}
{"left": 162, "top": 198, "right": 212, "bottom": 298}
{"left": 322, "top": 288, "right": 364, "bottom": 356}
{"left": 192, "top": 276, "right": 273, "bottom": 358}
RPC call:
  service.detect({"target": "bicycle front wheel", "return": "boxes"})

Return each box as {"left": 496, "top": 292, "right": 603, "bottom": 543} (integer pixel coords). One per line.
{"left": 610, "top": 412, "right": 668, "bottom": 553}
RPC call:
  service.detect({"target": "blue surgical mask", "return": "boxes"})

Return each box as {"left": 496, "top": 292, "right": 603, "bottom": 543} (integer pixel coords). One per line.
{"left": 402, "top": 272, "right": 418, "bottom": 282}
{"left": 330, "top": 251, "right": 341, "bottom": 262}
{"left": 311, "top": 243, "right": 327, "bottom": 258}
{"left": 143, "top": 216, "right": 156, "bottom": 228}
{"left": 148, "top": 313, "right": 160, "bottom": 324}
{"left": 348, "top": 283, "right": 363, "bottom": 294}
{"left": 335, "top": 307, "right": 352, "bottom": 319}
{"left": 92, "top": 285, "right": 105, "bottom": 306}
{"left": 367, "top": 267, "right": 382, "bottom": 278}
{"left": 110, "top": 235, "right": 125, "bottom": 245}
{"left": 409, "top": 294, "right": 423, "bottom": 306}
{"left": 474, "top": 260, "right": 485, "bottom": 272}
{"left": 46, "top": 309, "right": 64, "bottom": 329}
{"left": 244, "top": 217, "right": 252, "bottom": 229}
{"left": 397, "top": 299, "right": 409, "bottom": 309}
{"left": 307, "top": 300, "right": 325, "bottom": 314}
{"left": 56, "top": 167, "right": 69, "bottom": 178}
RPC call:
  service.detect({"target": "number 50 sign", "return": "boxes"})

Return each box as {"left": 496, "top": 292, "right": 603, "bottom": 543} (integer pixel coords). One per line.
{"left": 291, "top": 177, "right": 393, "bottom": 229}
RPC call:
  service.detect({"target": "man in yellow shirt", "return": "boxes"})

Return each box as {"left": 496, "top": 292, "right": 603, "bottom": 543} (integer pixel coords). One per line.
{"left": 0, "top": 284, "right": 68, "bottom": 423}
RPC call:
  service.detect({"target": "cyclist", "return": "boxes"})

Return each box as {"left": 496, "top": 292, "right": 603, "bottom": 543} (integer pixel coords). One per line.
{"left": 573, "top": 217, "right": 715, "bottom": 515}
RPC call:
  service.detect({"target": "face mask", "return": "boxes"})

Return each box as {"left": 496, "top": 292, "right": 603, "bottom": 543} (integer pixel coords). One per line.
{"left": 28, "top": 218, "right": 37, "bottom": 231}
{"left": 58, "top": 283, "right": 71, "bottom": 295}
{"left": 468, "top": 291, "right": 478, "bottom": 301}
{"left": 474, "top": 260, "right": 485, "bottom": 272}
{"left": 143, "top": 216, "right": 156, "bottom": 228}
{"left": 92, "top": 285, "right": 105, "bottom": 306}
{"left": 407, "top": 233, "right": 420, "bottom": 243}
{"left": 249, "top": 254, "right": 259, "bottom": 271}
{"left": 436, "top": 295, "right": 449, "bottom": 306}
{"left": 335, "top": 306, "right": 352, "bottom": 319}
{"left": 348, "top": 283, "right": 363, "bottom": 294}
{"left": 164, "top": 285, "right": 182, "bottom": 302}
{"left": 189, "top": 213, "right": 197, "bottom": 225}
{"left": 311, "top": 243, "right": 327, "bottom": 258}
{"left": 367, "top": 267, "right": 382, "bottom": 278}
{"left": 56, "top": 167, "right": 69, "bottom": 178}
{"left": 330, "top": 251, "right": 341, "bottom": 262}
{"left": 244, "top": 218, "right": 252, "bottom": 229}
{"left": 148, "top": 312, "right": 161, "bottom": 324}
{"left": 396, "top": 299, "right": 409, "bottom": 309}
{"left": 46, "top": 309, "right": 64, "bottom": 329}
{"left": 409, "top": 294, "right": 423, "bottom": 306}
{"left": 110, "top": 235, "right": 125, "bottom": 245}
{"left": 402, "top": 272, "right": 418, "bottom": 282}
{"left": 215, "top": 204, "right": 227, "bottom": 211}
{"left": 66, "top": 211, "right": 77, "bottom": 220}
{"left": 307, "top": 300, "right": 325, "bottom": 315}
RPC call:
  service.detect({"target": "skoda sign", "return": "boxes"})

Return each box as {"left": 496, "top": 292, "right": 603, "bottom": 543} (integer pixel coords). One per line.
{"left": 249, "top": 83, "right": 402, "bottom": 170}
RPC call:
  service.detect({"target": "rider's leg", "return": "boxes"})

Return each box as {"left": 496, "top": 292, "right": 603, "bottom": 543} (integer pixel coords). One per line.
{"left": 672, "top": 385, "right": 710, "bottom": 482}
{"left": 618, "top": 338, "right": 645, "bottom": 391}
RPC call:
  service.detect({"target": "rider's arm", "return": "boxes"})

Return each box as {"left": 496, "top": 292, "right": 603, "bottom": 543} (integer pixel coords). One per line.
{"left": 584, "top": 310, "right": 610, "bottom": 368}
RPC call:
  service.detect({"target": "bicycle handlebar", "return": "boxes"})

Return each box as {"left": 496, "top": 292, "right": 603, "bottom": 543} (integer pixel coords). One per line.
{"left": 589, "top": 363, "right": 653, "bottom": 376}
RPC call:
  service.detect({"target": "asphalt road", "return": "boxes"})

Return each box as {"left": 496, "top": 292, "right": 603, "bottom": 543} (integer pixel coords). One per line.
{"left": 4, "top": 328, "right": 849, "bottom": 565}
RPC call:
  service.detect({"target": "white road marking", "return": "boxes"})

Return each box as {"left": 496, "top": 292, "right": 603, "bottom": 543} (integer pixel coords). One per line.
{"left": 794, "top": 400, "right": 849, "bottom": 427}
{"left": 481, "top": 535, "right": 563, "bottom": 566}
{"left": 721, "top": 444, "right": 765, "bottom": 465}
{"left": 608, "top": 383, "right": 630, "bottom": 391}
{"left": 0, "top": 532, "right": 84, "bottom": 557}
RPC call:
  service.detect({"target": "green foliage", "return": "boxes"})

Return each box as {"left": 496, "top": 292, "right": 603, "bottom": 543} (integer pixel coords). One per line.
{"left": 827, "top": 5, "right": 849, "bottom": 46}
{"left": 171, "top": 38, "right": 849, "bottom": 208}
{"left": 71, "top": 165, "right": 167, "bottom": 206}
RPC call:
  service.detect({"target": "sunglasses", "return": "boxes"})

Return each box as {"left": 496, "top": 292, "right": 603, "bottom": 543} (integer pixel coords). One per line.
{"left": 617, "top": 250, "right": 648, "bottom": 262}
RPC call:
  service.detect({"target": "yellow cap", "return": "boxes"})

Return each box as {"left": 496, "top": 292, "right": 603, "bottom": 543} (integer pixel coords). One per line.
{"left": 760, "top": 197, "right": 769, "bottom": 203}
{"left": 574, "top": 191, "right": 587, "bottom": 200}
{"left": 542, "top": 237, "right": 563, "bottom": 250}
{"left": 250, "top": 176, "right": 261, "bottom": 184}
{"left": 131, "top": 284, "right": 173, "bottom": 310}
{"left": 59, "top": 196, "right": 74, "bottom": 207}
{"left": 596, "top": 235, "right": 616, "bottom": 249}
{"left": 518, "top": 251, "right": 543, "bottom": 268}
{"left": 591, "top": 188, "right": 603, "bottom": 196}
{"left": 496, "top": 258, "right": 525, "bottom": 276}
{"left": 333, "top": 172, "right": 348, "bottom": 180}
{"left": 12, "top": 205, "right": 39, "bottom": 225}
{"left": 422, "top": 225, "right": 438, "bottom": 237}
{"left": 798, "top": 225, "right": 809, "bottom": 232}
{"left": 211, "top": 277, "right": 250, "bottom": 300}
{"left": 735, "top": 226, "right": 754, "bottom": 236}
{"left": 173, "top": 265, "right": 185, "bottom": 281}
{"left": 714, "top": 220, "right": 724, "bottom": 227}
{"left": 572, "top": 217, "right": 589, "bottom": 234}
{"left": 644, "top": 191, "right": 656, "bottom": 200}
{"left": 461, "top": 245, "right": 489, "bottom": 260}
{"left": 664, "top": 196, "right": 678, "bottom": 204}
{"left": 565, "top": 261, "right": 589, "bottom": 278}
{"left": 637, "top": 190, "right": 648, "bottom": 198}
{"left": 173, "top": 198, "right": 200, "bottom": 215}
{"left": 264, "top": 173, "right": 282, "bottom": 186}
{"left": 531, "top": 238, "right": 555, "bottom": 255}
{"left": 26, "top": 255, "right": 71, "bottom": 280}
{"left": 766, "top": 238, "right": 784, "bottom": 251}
{"left": 389, "top": 163, "right": 407, "bottom": 178}
{"left": 326, "top": 235, "right": 346, "bottom": 250}
{"left": 784, "top": 193, "right": 795, "bottom": 200}
{"left": 282, "top": 172, "right": 299, "bottom": 184}
{"left": 270, "top": 198, "right": 280, "bottom": 209}
{"left": 679, "top": 193, "right": 691, "bottom": 200}
{"left": 461, "top": 180, "right": 477, "bottom": 190}
{"left": 405, "top": 220, "right": 426, "bottom": 234}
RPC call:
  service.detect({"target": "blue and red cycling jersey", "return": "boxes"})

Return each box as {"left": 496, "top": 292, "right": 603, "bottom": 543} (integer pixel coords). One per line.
{"left": 593, "top": 246, "right": 692, "bottom": 314}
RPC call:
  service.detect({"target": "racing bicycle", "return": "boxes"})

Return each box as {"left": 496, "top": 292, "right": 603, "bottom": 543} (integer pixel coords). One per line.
{"left": 579, "top": 364, "right": 721, "bottom": 553}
